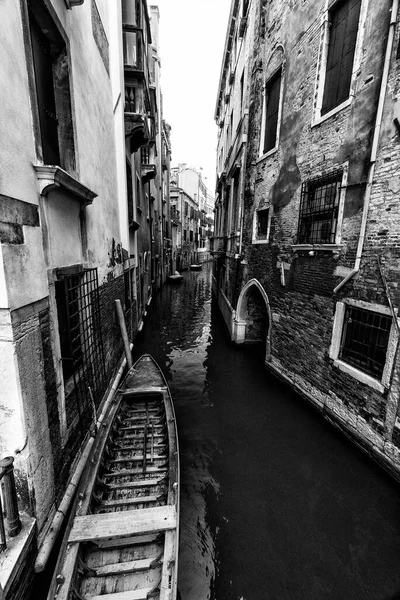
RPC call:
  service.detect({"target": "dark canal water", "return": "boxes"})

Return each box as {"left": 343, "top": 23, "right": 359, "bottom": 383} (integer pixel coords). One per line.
{"left": 132, "top": 263, "right": 400, "bottom": 600}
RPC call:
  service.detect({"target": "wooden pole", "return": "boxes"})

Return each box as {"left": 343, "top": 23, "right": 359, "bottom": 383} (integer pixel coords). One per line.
{"left": 115, "top": 299, "right": 133, "bottom": 369}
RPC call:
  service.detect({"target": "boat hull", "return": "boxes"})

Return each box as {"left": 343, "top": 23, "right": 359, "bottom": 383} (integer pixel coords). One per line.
{"left": 47, "top": 355, "right": 179, "bottom": 600}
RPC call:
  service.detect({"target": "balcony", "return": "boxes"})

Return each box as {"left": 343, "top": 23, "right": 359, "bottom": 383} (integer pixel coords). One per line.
{"left": 123, "top": 25, "right": 153, "bottom": 152}
{"left": 141, "top": 163, "right": 156, "bottom": 183}
{"left": 124, "top": 85, "right": 151, "bottom": 151}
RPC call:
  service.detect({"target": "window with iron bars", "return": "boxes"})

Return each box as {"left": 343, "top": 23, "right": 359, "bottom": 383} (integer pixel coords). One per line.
{"left": 339, "top": 305, "right": 392, "bottom": 379}
{"left": 55, "top": 268, "right": 106, "bottom": 431}
{"left": 297, "top": 171, "right": 342, "bottom": 244}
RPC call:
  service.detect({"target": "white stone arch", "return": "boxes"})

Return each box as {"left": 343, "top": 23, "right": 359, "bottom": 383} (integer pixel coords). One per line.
{"left": 233, "top": 278, "right": 272, "bottom": 361}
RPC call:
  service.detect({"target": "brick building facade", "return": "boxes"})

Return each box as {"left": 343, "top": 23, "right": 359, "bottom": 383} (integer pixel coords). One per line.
{"left": 214, "top": 0, "right": 400, "bottom": 478}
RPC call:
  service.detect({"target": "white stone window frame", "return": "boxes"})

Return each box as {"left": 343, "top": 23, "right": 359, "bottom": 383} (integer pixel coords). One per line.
{"left": 258, "top": 65, "right": 285, "bottom": 160}
{"left": 330, "top": 299, "right": 399, "bottom": 393}
{"left": 252, "top": 205, "right": 273, "bottom": 245}
{"left": 292, "top": 161, "right": 348, "bottom": 252}
{"left": 312, "top": 0, "right": 369, "bottom": 127}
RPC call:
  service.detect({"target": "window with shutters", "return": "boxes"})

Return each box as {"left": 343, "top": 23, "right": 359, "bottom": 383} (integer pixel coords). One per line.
{"left": 314, "top": 0, "right": 366, "bottom": 123}
{"left": 27, "top": 0, "right": 75, "bottom": 172}
{"left": 260, "top": 68, "right": 282, "bottom": 156}
{"left": 297, "top": 171, "right": 343, "bottom": 244}
{"left": 322, "top": 0, "right": 361, "bottom": 115}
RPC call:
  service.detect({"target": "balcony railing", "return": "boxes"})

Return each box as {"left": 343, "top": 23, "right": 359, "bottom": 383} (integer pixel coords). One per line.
{"left": 0, "top": 456, "right": 21, "bottom": 552}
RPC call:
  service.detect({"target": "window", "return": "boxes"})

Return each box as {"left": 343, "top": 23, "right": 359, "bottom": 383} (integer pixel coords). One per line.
{"left": 28, "top": 1, "right": 75, "bottom": 171}
{"left": 330, "top": 300, "right": 398, "bottom": 391}
{"left": 240, "top": 71, "right": 245, "bottom": 111}
{"left": 126, "top": 160, "right": 133, "bottom": 224}
{"left": 297, "top": 171, "right": 342, "bottom": 244}
{"left": 123, "top": 29, "right": 138, "bottom": 67}
{"left": 253, "top": 207, "right": 271, "bottom": 244}
{"left": 257, "top": 209, "right": 270, "bottom": 237}
{"left": 55, "top": 268, "right": 106, "bottom": 425}
{"left": 339, "top": 305, "right": 392, "bottom": 379}
{"left": 262, "top": 68, "right": 282, "bottom": 154}
{"left": 321, "top": 0, "right": 362, "bottom": 116}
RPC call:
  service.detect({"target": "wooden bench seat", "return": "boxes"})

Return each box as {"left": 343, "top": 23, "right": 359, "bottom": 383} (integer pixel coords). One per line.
{"left": 93, "top": 554, "right": 161, "bottom": 576}
{"left": 69, "top": 505, "right": 176, "bottom": 544}
{"left": 87, "top": 588, "right": 156, "bottom": 600}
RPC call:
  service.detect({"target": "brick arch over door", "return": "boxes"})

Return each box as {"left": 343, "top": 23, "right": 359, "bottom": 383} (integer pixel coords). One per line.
{"left": 234, "top": 278, "right": 272, "bottom": 361}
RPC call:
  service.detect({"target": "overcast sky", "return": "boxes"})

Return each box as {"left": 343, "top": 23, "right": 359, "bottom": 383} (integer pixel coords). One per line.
{"left": 154, "top": 0, "right": 232, "bottom": 194}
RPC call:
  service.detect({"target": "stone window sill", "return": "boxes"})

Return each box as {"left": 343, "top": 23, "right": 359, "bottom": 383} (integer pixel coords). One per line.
{"left": 332, "top": 359, "right": 385, "bottom": 393}
{"left": 257, "top": 146, "right": 278, "bottom": 162}
{"left": 34, "top": 165, "right": 97, "bottom": 206}
{"left": 312, "top": 98, "right": 352, "bottom": 128}
{"left": 291, "top": 244, "right": 342, "bottom": 253}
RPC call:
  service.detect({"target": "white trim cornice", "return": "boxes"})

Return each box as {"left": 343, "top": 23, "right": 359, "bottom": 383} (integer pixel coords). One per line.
{"left": 34, "top": 165, "right": 97, "bottom": 206}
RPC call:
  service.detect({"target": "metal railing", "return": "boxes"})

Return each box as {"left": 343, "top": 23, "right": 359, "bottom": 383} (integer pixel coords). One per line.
{"left": 0, "top": 456, "right": 21, "bottom": 552}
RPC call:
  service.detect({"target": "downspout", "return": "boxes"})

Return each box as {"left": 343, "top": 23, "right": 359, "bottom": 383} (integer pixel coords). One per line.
{"left": 34, "top": 346, "right": 133, "bottom": 572}
{"left": 334, "top": 0, "right": 398, "bottom": 294}
{"left": 238, "top": 112, "right": 249, "bottom": 258}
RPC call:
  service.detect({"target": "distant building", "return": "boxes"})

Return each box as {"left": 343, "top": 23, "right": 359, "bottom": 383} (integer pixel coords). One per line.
{"left": 214, "top": 0, "right": 400, "bottom": 480}
{"left": 170, "top": 164, "right": 214, "bottom": 267}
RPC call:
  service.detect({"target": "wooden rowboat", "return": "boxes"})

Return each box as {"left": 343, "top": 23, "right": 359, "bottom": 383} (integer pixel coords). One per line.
{"left": 166, "top": 272, "right": 183, "bottom": 284}
{"left": 47, "top": 354, "right": 179, "bottom": 600}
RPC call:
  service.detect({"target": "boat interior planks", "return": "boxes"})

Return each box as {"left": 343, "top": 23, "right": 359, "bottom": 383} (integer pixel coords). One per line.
{"left": 47, "top": 355, "right": 179, "bottom": 600}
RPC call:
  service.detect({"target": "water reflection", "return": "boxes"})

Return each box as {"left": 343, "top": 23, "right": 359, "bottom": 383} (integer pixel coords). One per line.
{"left": 132, "top": 264, "right": 400, "bottom": 600}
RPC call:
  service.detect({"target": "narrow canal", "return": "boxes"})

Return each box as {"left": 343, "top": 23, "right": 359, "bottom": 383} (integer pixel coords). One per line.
{"left": 132, "top": 263, "right": 400, "bottom": 600}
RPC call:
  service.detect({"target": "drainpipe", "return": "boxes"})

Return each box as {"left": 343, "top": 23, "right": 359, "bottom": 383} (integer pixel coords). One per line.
{"left": 334, "top": 0, "right": 398, "bottom": 294}
{"left": 238, "top": 112, "right": 249, "bottom": 257}
{"left": 34, "top": 346, "right": 133, "bottom": 572}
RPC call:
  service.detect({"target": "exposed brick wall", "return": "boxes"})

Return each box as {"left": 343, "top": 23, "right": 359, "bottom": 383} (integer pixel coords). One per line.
{"left": 213, "top": 0, "right": 400, "bottom": 477}
{"left": 38, "top": 307, "right": 62, "bottom": 489}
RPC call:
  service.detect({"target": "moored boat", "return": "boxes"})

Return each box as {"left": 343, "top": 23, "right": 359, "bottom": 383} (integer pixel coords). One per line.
{"left": 189, "top": 264, "right": 202, "bottom": 271}
{"left": 47, "top": 354, "right": 179, "bottom": 600}
{"left": 166, "top": 272, "right": 183, "bottom": 284}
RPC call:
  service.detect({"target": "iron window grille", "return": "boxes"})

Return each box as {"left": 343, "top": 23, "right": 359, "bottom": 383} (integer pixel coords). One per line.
{"left": 297, "top": 171, "right": 342, "bottom": 244}
{"left": 55, "top": 268, "right": 106, "bottom": 432}
{"left": 339, "top": 305, "right": 392, "bottom": 379}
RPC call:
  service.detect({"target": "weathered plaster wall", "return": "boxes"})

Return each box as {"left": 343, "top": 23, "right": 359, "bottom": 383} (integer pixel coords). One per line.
{"left": 40, "top": 191, "right": 83, "bottom": 269}
{"left": 0, "top": 0, "right": 125, "bottom": 546}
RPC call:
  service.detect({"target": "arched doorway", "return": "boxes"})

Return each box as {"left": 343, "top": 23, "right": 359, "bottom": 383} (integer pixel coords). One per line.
{"left": 233, "top": 279, "right": 271, "bottom": 361}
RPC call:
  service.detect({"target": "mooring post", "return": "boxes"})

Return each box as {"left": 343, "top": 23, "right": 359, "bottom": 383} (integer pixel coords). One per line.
{"left": 0, "top": 456, "right": 22, "bottom": 537}
{"left": 115, "top": 299, "right": 133, "bottom": 369}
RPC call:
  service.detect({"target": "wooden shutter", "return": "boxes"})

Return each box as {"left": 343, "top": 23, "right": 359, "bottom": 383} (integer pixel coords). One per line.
{"left": 263, "top": 69, "right": 281, "bottom": 154}
{"left": 29, "top": 13, "right": 60, "bottom": 165}
{"left": 321, "top": 0, "right": 361, "bottom": 115}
